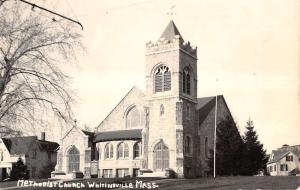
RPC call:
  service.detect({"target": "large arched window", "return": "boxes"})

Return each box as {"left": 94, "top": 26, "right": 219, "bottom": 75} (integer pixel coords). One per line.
{"left": 68, "top": 146, "right": 80, "bottom": 173}
{"left": 153, "top": 141, "right": 169, "bottom": 171}
{"left": 117, "top": 142, "right": 129, "bottom": 159}
{"left": 184, "top": 136, "right": 192, "bottom": 154}
{"left": 126, "top": 106, "right": 140, "bottom": 128}
{"left": 183, "top": 67, "right": 191, "bottom": 95}
{"left": 104, "top": 143, "right": 113, "bottom": 159}
{"left": 133, "top": 142, "right": 141, "bottom": 159}
{"left": 154, "top": 65, "right": 171, "bottom": 93}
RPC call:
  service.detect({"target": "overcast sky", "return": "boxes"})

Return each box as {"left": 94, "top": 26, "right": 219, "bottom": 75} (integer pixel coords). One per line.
{"left": 30, "top": 0, "right": 299, "bottom": 152}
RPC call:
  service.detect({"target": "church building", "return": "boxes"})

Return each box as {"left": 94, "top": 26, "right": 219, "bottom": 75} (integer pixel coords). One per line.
{"left": 52, "top": 20, "right": 238, "bottom": 179}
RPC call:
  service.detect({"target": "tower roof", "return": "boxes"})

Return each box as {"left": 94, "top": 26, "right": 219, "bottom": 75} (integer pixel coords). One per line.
{"left": 159, "top": 20, "right": 183, "bottom": 41}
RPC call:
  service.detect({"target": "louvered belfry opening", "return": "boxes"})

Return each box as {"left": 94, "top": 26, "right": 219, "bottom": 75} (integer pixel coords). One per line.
{"left": 154, "top": 65, "right": 171, "bottom": 93}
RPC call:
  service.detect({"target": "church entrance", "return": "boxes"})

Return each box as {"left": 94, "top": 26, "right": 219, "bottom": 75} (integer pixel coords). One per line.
{"left": 153, "top": 141, "right": 169, "bottom": 171}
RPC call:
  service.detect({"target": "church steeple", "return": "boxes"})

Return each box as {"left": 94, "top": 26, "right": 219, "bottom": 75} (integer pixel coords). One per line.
{"left": 159, "top": 20, "right": 183, "bottom": 41}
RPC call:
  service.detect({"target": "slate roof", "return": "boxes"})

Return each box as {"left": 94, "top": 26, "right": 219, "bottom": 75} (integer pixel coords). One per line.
{"left": 94, "top": 129, "right": 142, "bottom": 143}
{"left": 197, "top": 95, "right": 223, "bottom": 125}
{"left": 2, "top": 136, "right": 59, "bottom": 155}
{"left": 268, "top": 145, "right": 300, "bottom": 164}
{"left": 160, "top": 20, "right": 183, "bottom": 41}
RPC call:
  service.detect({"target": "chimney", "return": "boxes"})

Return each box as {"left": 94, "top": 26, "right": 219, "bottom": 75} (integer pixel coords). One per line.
{"left": 41, "top": 132, "right": 45, "bottom": 141}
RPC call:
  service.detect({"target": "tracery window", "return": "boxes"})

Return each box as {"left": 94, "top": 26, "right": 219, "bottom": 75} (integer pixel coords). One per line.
{"left": 68, "top": 146, "right": 80, "bottom": 173}
{"left": 154, "top": 65, "right": 171, "bottom": 93}
{"left": 126, "top": 106, "right": 140, "bottom": 128}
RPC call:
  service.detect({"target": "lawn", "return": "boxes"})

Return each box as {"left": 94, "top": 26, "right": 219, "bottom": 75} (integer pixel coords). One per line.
{"left": 0, "top": 176, "right": 299, "bottom": 190}
{"left": 152, "top": 176, "right": 300, "bottom": 190}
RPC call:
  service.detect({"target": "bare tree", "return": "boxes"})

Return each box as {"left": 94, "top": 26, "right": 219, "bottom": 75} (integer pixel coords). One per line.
{"left": 0, "top": 1, "right": 83, "bottom": 137}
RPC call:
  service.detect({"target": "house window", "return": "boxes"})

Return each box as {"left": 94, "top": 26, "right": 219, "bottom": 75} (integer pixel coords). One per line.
{"left": 205, "top": 137, "right": 209, "bottom": 158}
{"left": 280, "top": 164, "right": 288, "bottom": 171}
{"left": 126, "top": 106, "right": 140, "bottom": 128}
{"left": 32, "top": 149, "right": 37, "bottom": 159}
{"left": 104, "top": 143, "right": 113, "bottom": 159}
{"left": 183, "top": 67, "right": 191, "bottom": 95}
{"left": 117, "top": 168, "right": 129, "bottom": 178}
{"left": 286, "top": 155, "right": 293, "bottom": 161}
{"left": 68, "top": 146, "right": 80, "bottom": 173}
{"left": 117, "top": 142, "right": 129, "bottom": 159}
{"left": 160, "top": 104, "right": 165, "bottom": 116}
{"left": 133, "top": 142, "right": 141, "bottom": 159}
{"left": 103, "top": 169, "right": 113, "bottom": 178}
{"left": 274, "top": 165, "right": 276, "bottom": 171}
{"left": 270, "top": 166, "right": 273, "bottom": 172}
{"left": 184, "top": 136, "right": 192, "bottom": 154}
{"left": 154, "top": 65, "right": 171, "bottom": 93}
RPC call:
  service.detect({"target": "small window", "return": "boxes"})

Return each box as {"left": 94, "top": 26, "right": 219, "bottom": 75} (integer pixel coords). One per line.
{"left": 117, "top": 142, "right": 129, "bottom": 159}
{"left": 104, "top": 143, "right": 113, "bottom": 159}
{"left": 274, "top": 165, "right": 276, "bottom": 171}
{"left": 184, "top": 136, "right": 192, "bottom": 154}
{"left": 134, "top": 142, "right": 141, "bottom": 159}
{"left": 116, "top": 168, "right": 129, "bottom": 178}
{"left": 103, "top": 169, "right": 113, "bottom": 178}
{"left": 0, "top": 150, "right": 3, "bottom": 161}
{"left": 186, "top": 105, "right": 191, "bottom": 119}
{"left": 286, "top": 155, "right": 293, "bottom": 161}
{"left": 160, "top": 104, "right": 165, "bottom": 116}
{"left": 205, "top": 137, "right": 209, "bottom": 158}
{"left": 183, "top": 67, "right": 191, "bottom": 95}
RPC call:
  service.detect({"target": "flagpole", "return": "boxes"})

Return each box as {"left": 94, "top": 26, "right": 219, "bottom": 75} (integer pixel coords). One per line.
{"left": 214, "top": 79, "right": 218, "bottom": 178}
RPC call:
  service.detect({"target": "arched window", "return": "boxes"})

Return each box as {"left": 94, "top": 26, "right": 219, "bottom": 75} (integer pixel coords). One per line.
{"left": 104, "top": 143, "right": 113, "bottom": 159}
{"left": 153, "top": 141, "right": 169, "bottom": 171}
{"left": 68, "top": 146, "right": 80, "bottom": 173}
{"left": 117, "top": 142, "right": 129, "bottom": 159}
{"left": 126, "top": 106, "right": 140, "bottom": 128}
{"left": 154, "top": 65, "right": 171, "bottom": 93}
{"left": 160, "top": 104, "right": 165, "bottom": 116}
{"left": 184, "top": 136, "right": 192, "bottom": 154}
{"left": 183, "top": 67, "right": 191, "bottom": 95}
{"left": 133, "top": 142, "right": 141, "bottom": 159}
{"left": 205, "top": 137, "right": 209, "bottom": 158}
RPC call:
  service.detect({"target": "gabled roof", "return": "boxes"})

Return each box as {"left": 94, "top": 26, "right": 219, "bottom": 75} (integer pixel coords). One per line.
{"left": 160, "top": 20, "right": 183, "bottom": 41}
{"left": 1, "top": 136, "right": 59, "bottom": 155}
{"left": 94, "top": 129, "right": 142, "bottom": 143}
{"left": 197, "top": 95, "right": 223, "bottom": 125}
{"left": 268, "top": 145, "right": 300, "bottom": 164}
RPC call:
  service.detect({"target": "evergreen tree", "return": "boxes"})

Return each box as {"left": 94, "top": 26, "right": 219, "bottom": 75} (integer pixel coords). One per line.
{"left": 241, "top": 120, "right": 268, "bottom": 175}
{"left": 208, "top": 116, "right": 243, "bottom": 176}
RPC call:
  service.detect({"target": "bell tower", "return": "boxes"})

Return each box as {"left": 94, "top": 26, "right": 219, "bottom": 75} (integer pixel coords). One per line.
{"left": 144, "top": 20, "right": 198, "bottom": 178}
{"left": 145, "top": 20, "right": 198, "bottom": 100}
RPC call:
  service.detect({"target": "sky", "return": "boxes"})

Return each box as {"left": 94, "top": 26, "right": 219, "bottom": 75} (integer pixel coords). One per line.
{"left": 25, "top": 0, "right": 299, "bottom": 153}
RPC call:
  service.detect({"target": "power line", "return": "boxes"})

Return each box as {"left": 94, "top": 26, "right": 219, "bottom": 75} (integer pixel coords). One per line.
{"left": 19, "top": 0, "right": 83, "bottom": 30}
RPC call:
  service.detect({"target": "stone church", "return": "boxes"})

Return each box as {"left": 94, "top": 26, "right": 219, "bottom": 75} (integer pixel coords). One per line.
{"left": 52, "top": 20, "right": 237, "bottom": 179}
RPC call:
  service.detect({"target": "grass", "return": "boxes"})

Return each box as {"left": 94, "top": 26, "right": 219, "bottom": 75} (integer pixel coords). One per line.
{"left": 0, "top": 176, "right": 299, "bottom": 190}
